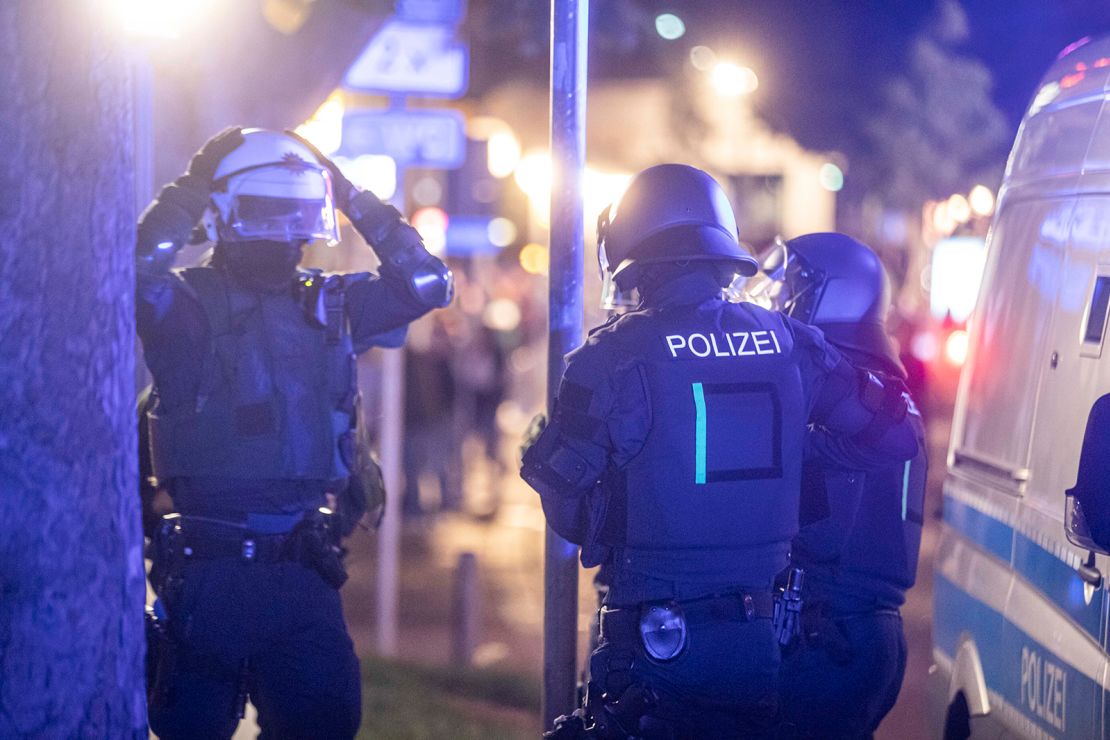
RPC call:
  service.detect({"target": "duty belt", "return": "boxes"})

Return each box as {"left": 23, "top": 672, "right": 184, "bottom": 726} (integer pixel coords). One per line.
{"left": 175, "top": 518, "right": 291, "bottom": 563}
{"left": 600, "top": 591, "right": 775, "bottom": 644}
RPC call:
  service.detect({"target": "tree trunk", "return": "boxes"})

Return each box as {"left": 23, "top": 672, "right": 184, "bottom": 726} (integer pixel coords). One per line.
{"left": 0, "top": 3, "right": 146, "bottom": 738}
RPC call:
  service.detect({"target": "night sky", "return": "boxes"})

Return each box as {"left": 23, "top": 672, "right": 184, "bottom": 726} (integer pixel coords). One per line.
{"left": 472, "top": 0, "right": 1110, "bottom": 163}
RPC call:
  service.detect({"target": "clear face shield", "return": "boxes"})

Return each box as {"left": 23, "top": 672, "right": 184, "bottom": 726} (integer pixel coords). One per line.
{"left": 732, "top": 237, "right": 789, "bottom": 307}
{"left": 597, "top": 204, "right": 641, "bottom": 311}
{"left": 215, "top": 165, "right": 340, "bottom": 246}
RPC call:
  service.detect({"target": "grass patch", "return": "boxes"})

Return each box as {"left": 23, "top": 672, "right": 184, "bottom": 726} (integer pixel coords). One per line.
{"left": 359, "top": 655, "right": 540, "bottom": 739}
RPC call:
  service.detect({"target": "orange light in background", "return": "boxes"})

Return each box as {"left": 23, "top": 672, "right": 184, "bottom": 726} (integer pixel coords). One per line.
{"left": 519, "top": 243, "right": 548, "bottom": 275}
{"left": 1061, "top": 71, "right": 1086, "bottom": 89}
{"left": 295, "top": 91, "right": 345, "bottom": 156}
{"left": 947, "top": 193, "right": 971, "bottom": 224}
{"left": 969, "top": 185, "right": 995, "bottom": 217}
{"left": 944, "top": 329, "right": 970, "bottom": 366}
{"left": 412, "top": 207, "right": 449, "bottom": 256}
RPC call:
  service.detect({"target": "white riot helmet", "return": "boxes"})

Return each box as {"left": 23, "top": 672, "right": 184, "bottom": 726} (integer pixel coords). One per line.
{"left": 203, "top": 129, "right": 339, "bottom": 245}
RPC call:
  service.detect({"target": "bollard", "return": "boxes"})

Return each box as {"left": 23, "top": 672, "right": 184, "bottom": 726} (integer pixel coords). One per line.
{"left": 452, "top": 551, "right": 480, "bottom": 666}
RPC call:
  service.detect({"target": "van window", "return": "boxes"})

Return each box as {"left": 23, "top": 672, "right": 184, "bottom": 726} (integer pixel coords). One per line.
{"left": 1083, "top": 276, "right": 1110, "bottom": 345}
{"left": 956, "top": 199, "right": 1072, "bottom": 479}
{"left": 1009, "top": 99, "right": 1101, "bottom": 183}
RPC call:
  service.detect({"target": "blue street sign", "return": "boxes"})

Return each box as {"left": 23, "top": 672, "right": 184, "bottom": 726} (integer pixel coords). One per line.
{"left": 396, "top": 0, "right": 466, "bottom": 25}
{"left": 340, "top": 109, "right": 466, "bottom": 169}
{"left": 343, "top": 19, "right": 469, "bottom": 98}
{"left": 446, "top": 216, "right": 498, "bottom": 256}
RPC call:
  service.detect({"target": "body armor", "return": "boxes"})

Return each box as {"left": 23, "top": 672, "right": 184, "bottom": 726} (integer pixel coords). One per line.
{"left": 147, "top": 267, "right": 368, "bottom": 497}
{"left": 594, "top": 301, "right": 814, "bottom": 588}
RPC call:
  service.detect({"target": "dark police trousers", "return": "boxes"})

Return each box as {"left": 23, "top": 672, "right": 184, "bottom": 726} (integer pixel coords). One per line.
{"left": 777, "top": 609, "right": 906, "bottom": 739}
{"left": 589, "top": 605, "right": 780, "bottom": 739}
{"left": 148, "top": 558, "right": 361, "bottom": 739}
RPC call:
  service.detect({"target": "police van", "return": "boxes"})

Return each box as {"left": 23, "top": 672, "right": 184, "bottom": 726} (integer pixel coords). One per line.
{"left": 931, "top": 35, "right": 1110, "bottom": 738}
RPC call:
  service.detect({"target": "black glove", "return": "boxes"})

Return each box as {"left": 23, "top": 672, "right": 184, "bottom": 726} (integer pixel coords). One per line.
{"left": 284, "top": 129, "right": 355, "bottom": 211}
{"left": 521, "top": 413, "right": 548, "bottom": 462}
{"left": 185, "top": 126, "right": 245, "bottom": 186}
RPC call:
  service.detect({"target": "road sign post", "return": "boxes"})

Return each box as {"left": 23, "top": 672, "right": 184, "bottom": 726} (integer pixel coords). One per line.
{"left": 543, "top": 0, "right": 589, "bottom": 729}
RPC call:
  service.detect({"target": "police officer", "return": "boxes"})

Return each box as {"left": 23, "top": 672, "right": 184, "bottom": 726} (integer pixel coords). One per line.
{"left": 772, "top": 233, "right": 927, "bottom": 738}
{"left": 136, "top": 127, "right": 452, "bottom": 739}
{"left": 521, "top": 164, "right": 919, "bottom": 739}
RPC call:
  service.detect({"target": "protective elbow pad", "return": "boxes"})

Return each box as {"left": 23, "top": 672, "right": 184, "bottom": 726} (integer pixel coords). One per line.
{"left": 409, "top": 256, "right": 454, "bottom": 308}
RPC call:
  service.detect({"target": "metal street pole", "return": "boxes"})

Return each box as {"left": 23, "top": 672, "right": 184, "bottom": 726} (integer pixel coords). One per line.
{"left": 376, "top": 163, "right": 408, "bottom": 656}
{"left": 544, "top": 0, "right": 588, "bottom": 728}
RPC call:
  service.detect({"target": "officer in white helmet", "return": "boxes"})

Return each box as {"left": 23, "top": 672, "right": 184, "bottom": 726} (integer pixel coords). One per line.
{"left": 136, "top": 127, "right": 452, "bottom": 739}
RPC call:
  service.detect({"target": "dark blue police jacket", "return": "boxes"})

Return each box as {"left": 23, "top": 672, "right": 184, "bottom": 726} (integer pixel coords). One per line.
{"left": 794, "top": 406, "right": 928, "bottom": 612}
{"left": 521, "top": 271, "right": 919, "bottom": 606}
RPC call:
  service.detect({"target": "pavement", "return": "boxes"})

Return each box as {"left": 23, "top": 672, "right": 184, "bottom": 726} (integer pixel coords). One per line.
{"left": 334, "top": 411, "right": 953, "bottom": 738}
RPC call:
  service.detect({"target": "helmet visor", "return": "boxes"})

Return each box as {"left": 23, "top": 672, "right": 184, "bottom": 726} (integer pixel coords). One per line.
{"left": 779, "top": 250, "right": 826, "bottom": 323}
{"left": 734, "top": 239, "right": 788, "bottom": 308}
{"left": 598, "top": 204, "right": 639, "bottom": 310}
{"left": 222, "top": 167, "right": 339, "bottom": 245}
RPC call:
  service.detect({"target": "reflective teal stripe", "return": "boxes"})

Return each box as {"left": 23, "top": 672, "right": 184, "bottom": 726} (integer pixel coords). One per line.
{"left": 693, "top": 382, "right": 706, "bottom": 485}
{"left": 901, "top": 460, "right": 911, "bottom": 521}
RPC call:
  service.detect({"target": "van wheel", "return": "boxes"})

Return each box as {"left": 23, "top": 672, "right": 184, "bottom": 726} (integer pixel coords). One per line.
{"left": 943, "top": 692, "right": 971, "bottom": 740}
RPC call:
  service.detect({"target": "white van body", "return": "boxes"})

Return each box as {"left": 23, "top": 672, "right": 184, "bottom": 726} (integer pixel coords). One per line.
{"left": 930, "top": 35, "right": 1110, "bottom": 738}
{"left": 927, "top": 31, "right": 1110, "bottom": 736}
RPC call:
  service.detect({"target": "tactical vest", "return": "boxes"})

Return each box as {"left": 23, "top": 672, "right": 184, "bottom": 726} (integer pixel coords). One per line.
{"left": 598, "top": 301, "right": 814, "bottom": 589}
{"left": 797, "top": 411, "right": 927, "bottom": 610}
{"left": 147, "top": 267, "right": 359, "bottom": 488}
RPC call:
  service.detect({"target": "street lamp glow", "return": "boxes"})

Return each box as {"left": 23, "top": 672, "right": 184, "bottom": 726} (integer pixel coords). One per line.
{"left": 711, "top": 62, "right": 759, "bottom": 97}
{"left": 105, "top": 0, "right": 217, "bottom": 38}
{"left": 655, "top": 13, "right": 686, "bottom": 41}
{"left": 969, "top": 185, "right": 995, "bottom": 217}
{"left": 818, "top": 163, "right": 844, "bottom": 192}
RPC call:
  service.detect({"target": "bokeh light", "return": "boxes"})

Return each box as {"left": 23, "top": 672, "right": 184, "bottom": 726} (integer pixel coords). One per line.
{"left": 519, "top": 243, "right": 548, "bottom": 275}
{"left": 947, "top": 193, "right": 971, "bottom": 224}
{"left": 969, "top": 185, "right": 995, "bottom": 217}
{"left": 944, "top": 329, "right": 970, "bottom": 366}
{"left": 487, "top": 217, "right": 518, "bottom": 248}
{"left": 689, "top": 45, "right": 717, "bottom": 71}
{"left": 818, "top": 163, "right": 844, "bottom": 192}
{"left": 710, "top": 62, "right": 759, "bottom": 97}
{"left": 655, "top": 13, "right": 686, "bottom": 41}
{"left": 412, "top": 207, "right": 449, "bottom": 256}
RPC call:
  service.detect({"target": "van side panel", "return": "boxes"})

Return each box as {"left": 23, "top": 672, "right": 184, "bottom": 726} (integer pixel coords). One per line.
{"left": 953, "top": 198, "right": 1073, "bottom": 476}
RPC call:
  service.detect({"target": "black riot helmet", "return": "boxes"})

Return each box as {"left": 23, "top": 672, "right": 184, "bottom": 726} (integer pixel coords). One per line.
{"left": 781, "top": 232, "right": 906, "bottom": 378}
{"left": 596, "top": 164, "right": 759, "bottom": 308}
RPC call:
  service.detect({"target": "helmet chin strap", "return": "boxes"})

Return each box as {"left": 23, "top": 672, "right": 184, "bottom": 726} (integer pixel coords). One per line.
{"left": 215, "top": 240, "right": 305, "bottom": 290}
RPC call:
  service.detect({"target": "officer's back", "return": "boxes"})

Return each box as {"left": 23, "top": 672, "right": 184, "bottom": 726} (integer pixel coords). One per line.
{"left": 524, "top": 165, "right": 919, "bottom": 739}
